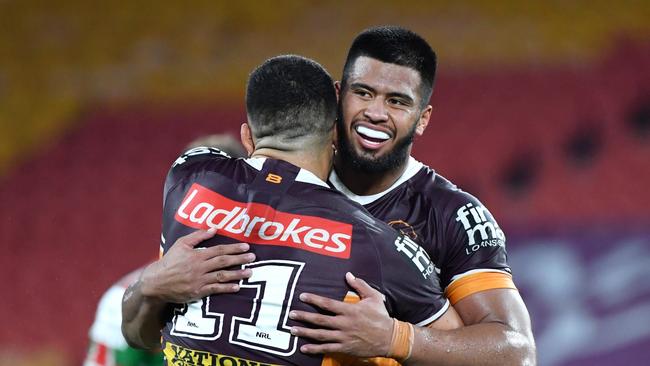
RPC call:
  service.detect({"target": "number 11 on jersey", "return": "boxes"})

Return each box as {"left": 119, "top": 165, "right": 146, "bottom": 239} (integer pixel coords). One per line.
{"left": 171, "top": 260, "right": 305, "bottom": 356}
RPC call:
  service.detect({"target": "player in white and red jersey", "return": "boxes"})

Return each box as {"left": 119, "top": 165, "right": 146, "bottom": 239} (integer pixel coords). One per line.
{"left": 85, "top": 266, "right": 163, "bottom": 366}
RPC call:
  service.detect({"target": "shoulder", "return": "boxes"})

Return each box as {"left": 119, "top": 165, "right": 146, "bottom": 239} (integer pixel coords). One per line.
{"left": 412, "top": 167, "right": 505, "bottom": 245}
{"left": 298, "top": 181, "right": 382, "bottom": 225}
{"left": 165, "top": 146, "right": 244, "bottom": 195}
{"left": 406, "top": 162, "right": 485, "bottom": 216}
{"left": 170, "top": 146, "right": 233, "bottom": 173}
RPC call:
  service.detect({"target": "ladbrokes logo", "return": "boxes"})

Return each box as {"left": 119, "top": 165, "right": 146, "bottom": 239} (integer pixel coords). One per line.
{"left": 175, "top": 183, "right": 352, "bottom": 259}
{"left": 455, "top": 203, "right": 505, "bottom": 255}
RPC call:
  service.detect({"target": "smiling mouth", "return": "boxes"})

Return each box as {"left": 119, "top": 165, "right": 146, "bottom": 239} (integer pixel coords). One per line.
{"left": 354, "top": 125, "right": 391, "bottom": 148}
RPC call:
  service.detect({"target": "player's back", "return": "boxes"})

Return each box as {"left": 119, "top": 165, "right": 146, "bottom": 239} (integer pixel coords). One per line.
{"left": 160, "top": 148, "right": 448, "bottom": 366}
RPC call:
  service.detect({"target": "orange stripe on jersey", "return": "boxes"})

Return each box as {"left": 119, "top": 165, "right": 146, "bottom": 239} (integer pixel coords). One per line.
{"left": 445, "top": 271, "right": 516, "bottom": 305}
{"left": 321, "top": 293, "right": 402, "bottom": 366}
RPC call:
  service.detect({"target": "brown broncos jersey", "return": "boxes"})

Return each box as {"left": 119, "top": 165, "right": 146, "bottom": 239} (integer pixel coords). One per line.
{"left": 329, "top": 156, "right": 516, "bottom": 306}
{"left": 159, "top": 148, "right": 450, "bottom": 366}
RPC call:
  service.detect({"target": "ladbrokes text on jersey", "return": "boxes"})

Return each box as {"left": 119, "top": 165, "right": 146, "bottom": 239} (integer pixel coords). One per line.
{"left": 175, "top": 183, "right": 352, "bottom": 259}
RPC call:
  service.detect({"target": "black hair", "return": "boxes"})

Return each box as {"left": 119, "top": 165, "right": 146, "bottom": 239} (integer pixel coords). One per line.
{"left": 342, "top": 26, "right": 437, "bottom": 108}
{"left": 246, "top": 55, "right": 337, "bottom": 143}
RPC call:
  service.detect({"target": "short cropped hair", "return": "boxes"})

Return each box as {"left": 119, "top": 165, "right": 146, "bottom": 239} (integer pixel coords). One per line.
{"left": 246, "top": 55, "right": 337, "bottom": 143}
{"left": 342, "top": 26, "right": 437, "bottom": 108}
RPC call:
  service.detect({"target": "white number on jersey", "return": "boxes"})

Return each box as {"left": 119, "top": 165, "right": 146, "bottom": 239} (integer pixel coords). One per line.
{"left": 170, "top": 260, "right": 304, "bottom": 356}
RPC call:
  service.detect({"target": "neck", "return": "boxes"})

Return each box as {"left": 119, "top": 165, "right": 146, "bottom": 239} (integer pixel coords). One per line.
{"left": 333, "top": 153, "right": 410, "bottom": 196}
{"left": 251, "top": 145, "right": 332, "bottom": 181}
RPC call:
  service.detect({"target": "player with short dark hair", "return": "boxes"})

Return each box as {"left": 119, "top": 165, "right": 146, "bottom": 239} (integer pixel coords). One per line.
{"left": 122, "top": 55, "right": 462, "bottom": 366}
{"left": 341, "top": 26, "right": 436, "bottom": 110}
{"left": 288, "top": 26, "right": 537, "bottom": 365}
{"left": 246, "top": 55, "right": 338, "bottom": 142}
{"left": 336, "top": 26, "right": 437, "bottom": 176}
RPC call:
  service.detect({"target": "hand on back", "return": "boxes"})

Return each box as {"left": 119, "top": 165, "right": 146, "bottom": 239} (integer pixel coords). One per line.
{"left": 140, "top": 229, "right": 255, "bottom": 303}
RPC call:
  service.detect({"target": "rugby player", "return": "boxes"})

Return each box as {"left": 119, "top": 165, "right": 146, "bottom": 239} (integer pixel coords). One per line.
{"left": 86, "top": 267, "right": 163, "bottom": 366}
{"left": 288, "top": 26, "right": 536, "bottom": 365}
{"left": 121, "top": 55, "right": 463, "bottom": 365}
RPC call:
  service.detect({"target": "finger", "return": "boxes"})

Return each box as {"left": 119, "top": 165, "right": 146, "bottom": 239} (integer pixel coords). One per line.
{"left": 345, "top": 272, "right": 382, "bottom": 300}
{"left": 198, "top": 282, "right": 241, "bottom": 297}
{"left": 298, "top": 292, "right": 349, "bottom": 314}
{"left": 177, "top": 228, "right": 218, "bottom": 248}
{"left": 199, "top": 243, "right": 252, "bottom": 259}
{"left": 290, "top": 326, "right": 341, "bottom": 342}
{"left": 289, "top": 310, "right": 337, "bottom": 328}
{"left": 203, "top": 268, "right": 252, "bottom": 284}
{"left": 300, "top": 343, "right": 342, "bottom": 355}
{"left": 202, "top": 252, "right": 256, "bottom": 272}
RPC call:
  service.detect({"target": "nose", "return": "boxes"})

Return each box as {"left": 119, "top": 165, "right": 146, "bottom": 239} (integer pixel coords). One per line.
{"left": 363, "top": 98, "right": 388, "bottom": 123}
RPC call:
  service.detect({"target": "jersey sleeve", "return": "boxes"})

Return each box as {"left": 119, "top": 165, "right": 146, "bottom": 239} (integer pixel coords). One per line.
{"left": 440, "top": 192, "right": 515, "bottom": 305}
{"left": 375, "top": 232, "right": 450, "bottom": 326}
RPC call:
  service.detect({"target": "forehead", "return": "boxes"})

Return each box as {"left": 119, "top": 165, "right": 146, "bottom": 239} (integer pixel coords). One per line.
{"left": 346, "top": 56, "right": 422, "bottom": 99}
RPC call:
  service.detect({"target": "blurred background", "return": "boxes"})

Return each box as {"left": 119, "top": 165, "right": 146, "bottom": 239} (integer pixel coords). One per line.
{"left": 0, "top": 1, "right": 649, "bottom": 365}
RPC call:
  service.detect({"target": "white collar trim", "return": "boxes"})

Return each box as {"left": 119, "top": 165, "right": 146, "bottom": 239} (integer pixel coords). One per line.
{"left": 244, "top": 157, "right": 329, "bottom": 188}
{"left": 244, "top": 157, "right": 265, "bottom": 170}
{"left": 329, "top": 156, "right": 424, "bottom": 205}
{"left": 296, "top": 169, "right": 329, "bottom": 188}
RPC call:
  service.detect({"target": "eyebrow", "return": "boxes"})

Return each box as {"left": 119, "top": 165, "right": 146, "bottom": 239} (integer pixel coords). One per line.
{"left": 350, "top": 82, "right": 416, "bottom": 104}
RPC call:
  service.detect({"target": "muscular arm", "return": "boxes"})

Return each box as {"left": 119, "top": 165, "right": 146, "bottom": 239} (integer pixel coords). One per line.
{"left": 120, "top": 274, "right": 169, "bottom": 350}
{"left": 290, "top": 273, "right": 463, "bottom": 358}
{"left": 408, "top": 289, "right": 536, "bottom": 365}
{"left": 121, "top": 229, "right": 255, "bottom": 350}
{"left": 292, "top": 278, "right": 535, "bottom": 365}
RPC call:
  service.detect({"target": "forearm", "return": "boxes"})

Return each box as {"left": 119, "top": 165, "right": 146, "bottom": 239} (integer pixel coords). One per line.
{"left": 121, "top": 279, "right": 168, "bottom": 350}
{"left": 407, "top": 322, "right": 535, "bottom": 366}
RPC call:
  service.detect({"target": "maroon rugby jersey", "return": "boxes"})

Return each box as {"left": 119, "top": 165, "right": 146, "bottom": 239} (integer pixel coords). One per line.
{"left": 159, "top": 147, "right": 449, "bottom": 366}
{"left": 329, "top": 156, "right": 513, "bottom": 305}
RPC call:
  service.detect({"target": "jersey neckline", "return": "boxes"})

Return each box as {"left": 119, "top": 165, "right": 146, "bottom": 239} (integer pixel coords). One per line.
{"left": 244, "top": 157, "right": 330, "bottom": 188}
{"left": 328, "top": 156, "right": 425, "bottom": 205}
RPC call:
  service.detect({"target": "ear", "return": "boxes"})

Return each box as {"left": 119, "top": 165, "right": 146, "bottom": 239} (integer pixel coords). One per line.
{"left": 240, "top": 122, "right": 255, "bottom": 156}
{"left": 334, "top": 81, "right": 341, "bottom": 102}
{"left": 331, "top": 122, "right": 339, "bottom": 152}
{"left": 415, "top": 105, "right": 432, "bottom": 136}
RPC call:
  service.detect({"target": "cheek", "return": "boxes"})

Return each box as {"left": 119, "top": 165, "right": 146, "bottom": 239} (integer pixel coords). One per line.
{"left": 393, "top": 112, "right": 418, "bottom": 132}
{"left": 341, "top": 98, "right": 363, "bottom": 121}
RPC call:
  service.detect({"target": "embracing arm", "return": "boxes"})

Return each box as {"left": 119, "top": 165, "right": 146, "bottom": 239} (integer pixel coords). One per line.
{"left": 121, "top": 229, "right": 254, "bottom": 350}
{"left": 289, "top": 273, "right": 462, "bottom": 357}
{"left": 121, "top": 273, "right": 169, "bottom": 350}
{"left": 408, "top": 289, "right": 535, "bottom": 365}
{"left": 292, "top": 275, "right": 535, "bottom": 365}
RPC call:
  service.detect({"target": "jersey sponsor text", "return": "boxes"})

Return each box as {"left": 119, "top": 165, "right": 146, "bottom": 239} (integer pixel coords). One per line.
{"left": 175, "top": 183, "right": 352, "bottom": 259}
{"left": 455, "top": 203, "right": 505, "bottom": 255}
{"left": 393, "top": 235, "right": 438, "bottom": 279}
{"left": 163, "top": 342, "right": 279, "bottom": 366}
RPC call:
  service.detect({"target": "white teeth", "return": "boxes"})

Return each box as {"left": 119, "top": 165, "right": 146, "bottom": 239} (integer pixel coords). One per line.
{"left": 355, "top": 125, "right": 390, "bottom": 140}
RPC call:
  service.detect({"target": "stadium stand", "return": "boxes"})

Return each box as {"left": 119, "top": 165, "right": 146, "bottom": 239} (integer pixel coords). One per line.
{"left": 1, "top": 2, "right": 648, "bottom": 365}
{"left": 1, "top": 41, "right": 648, "bottom": 363}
